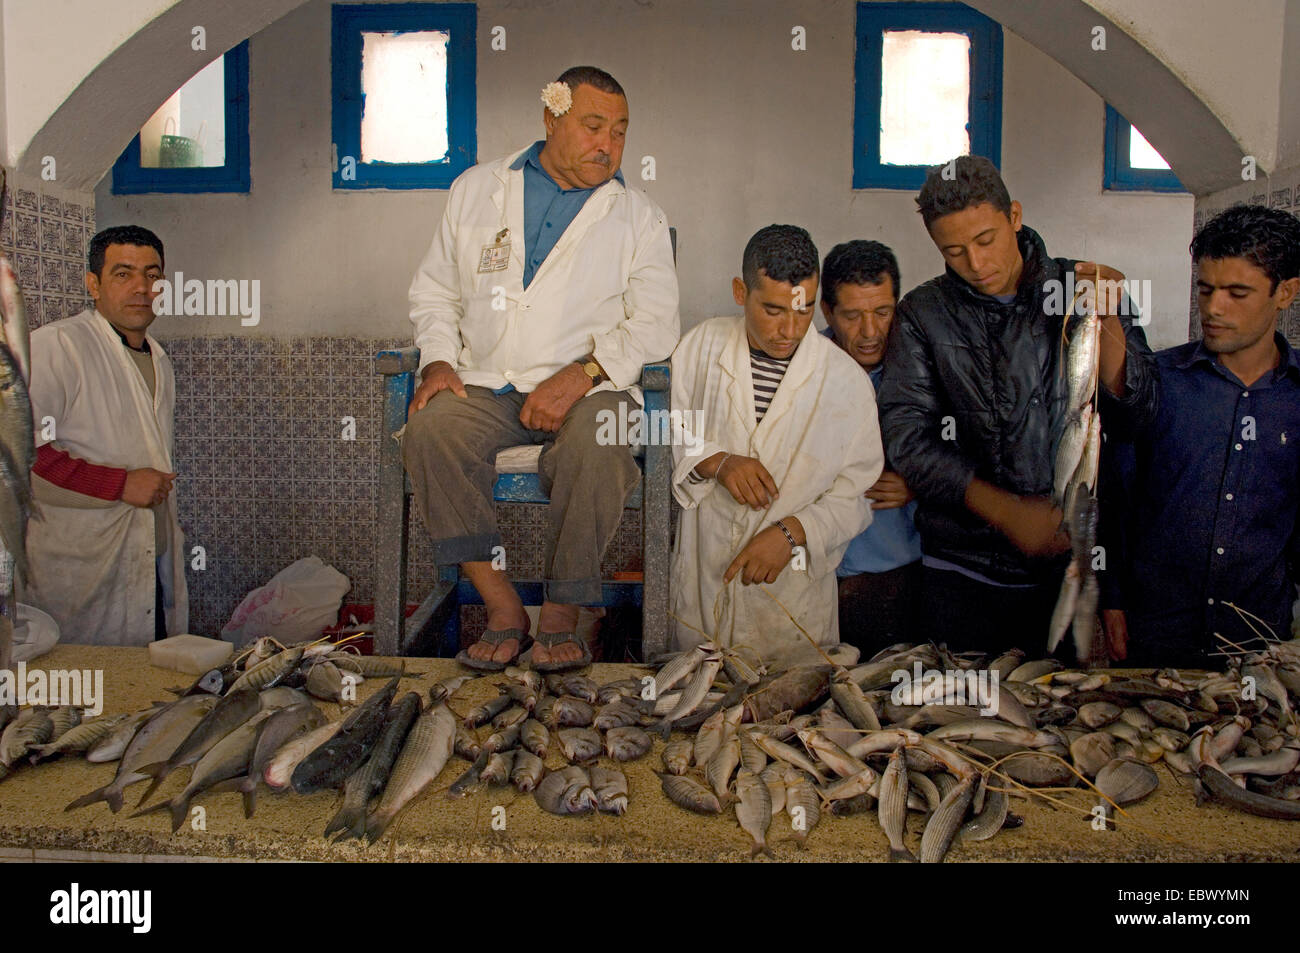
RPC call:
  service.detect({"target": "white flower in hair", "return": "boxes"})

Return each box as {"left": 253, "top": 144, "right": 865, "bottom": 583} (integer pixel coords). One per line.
{"left": 541, "top": 81, "right": 572, "bottom": 117}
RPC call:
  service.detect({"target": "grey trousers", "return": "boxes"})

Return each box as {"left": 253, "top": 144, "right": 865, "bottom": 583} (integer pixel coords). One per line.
{"left": 401, "top": 385, "right": 642, "bottom": 605}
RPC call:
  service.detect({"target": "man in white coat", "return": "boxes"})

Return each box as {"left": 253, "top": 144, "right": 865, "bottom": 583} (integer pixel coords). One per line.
{"left": 670, "top": 226, "right": 884, "bottom": 657}
{"left": 404, "top": 66, "right": 680, "bottom": 671}
{"left": 27, "top": 225, "right": 187, "bottom": 644}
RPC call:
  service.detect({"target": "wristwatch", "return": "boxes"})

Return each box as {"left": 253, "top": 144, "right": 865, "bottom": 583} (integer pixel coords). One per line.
{"left": 576, "top": 354, "right": 607, "bottom": 386}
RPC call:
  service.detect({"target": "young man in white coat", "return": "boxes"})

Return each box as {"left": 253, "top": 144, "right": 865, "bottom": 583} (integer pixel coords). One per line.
{"left": 669, "top": 226, "right": 884, "bottom": 657}
{"left": 27, "top": 226, "right": 186, "bottom": 644}
{"left": 404, "top": 66, "right": 680, "bottom": 671}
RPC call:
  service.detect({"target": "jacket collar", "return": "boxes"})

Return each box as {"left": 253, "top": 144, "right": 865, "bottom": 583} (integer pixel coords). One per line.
{"left": 718, "top": 318, "right": 819, "bottom": 436}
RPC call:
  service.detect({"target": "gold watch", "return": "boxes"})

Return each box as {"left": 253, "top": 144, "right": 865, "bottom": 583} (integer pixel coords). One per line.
{"left": 577, "top": 354, "right": 606, "bottom": 386}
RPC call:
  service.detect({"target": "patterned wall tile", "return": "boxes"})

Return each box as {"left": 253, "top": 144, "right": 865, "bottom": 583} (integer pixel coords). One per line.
{"left": 0, "top": 179, "right": 95, "bottom": 331}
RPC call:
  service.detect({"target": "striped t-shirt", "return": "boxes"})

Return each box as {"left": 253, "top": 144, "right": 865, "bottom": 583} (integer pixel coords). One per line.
{"left": 749, "top": 346, "right": 792, "bottom": 422}
{"left": 685, "top": 345, "right": 795, "bottom": 485}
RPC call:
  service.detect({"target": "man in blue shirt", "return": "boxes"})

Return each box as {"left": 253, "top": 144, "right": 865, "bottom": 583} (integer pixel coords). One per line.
{"left": 819, "top": 241, "right": 923, "bottom": 652}
{"left": 1110, "top": 205, "right": 1300, "bottom": 666}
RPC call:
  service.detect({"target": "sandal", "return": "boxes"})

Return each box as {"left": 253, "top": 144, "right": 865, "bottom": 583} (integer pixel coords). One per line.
{"left": 456, "top": 627, "right": 529, "bottom": 672}
{"left": 528, "top": 631, "right": 593, "bottom": 673}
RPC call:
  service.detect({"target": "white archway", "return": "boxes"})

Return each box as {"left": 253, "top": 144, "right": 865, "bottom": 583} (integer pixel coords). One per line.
{"left": 17, "top": 0, "right": 312, "bottom": 191}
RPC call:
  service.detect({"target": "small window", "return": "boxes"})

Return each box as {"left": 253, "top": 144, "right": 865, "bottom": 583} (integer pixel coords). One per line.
{"left": 331, "top": 2, "right": 477, "bottom": 190}
{"left": 112, "top": 42, "right": 250, "bottom": 194}
{"left": 1104, "top": 105, "right": 1185, "bottom": 192}
{"left": 854, "top": 2, "right": 1002, "bottom": 190}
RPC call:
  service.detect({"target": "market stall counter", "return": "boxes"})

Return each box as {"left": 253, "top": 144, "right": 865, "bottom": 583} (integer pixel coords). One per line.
{"left": 0, "top": 646, "right": 1292, "bottom": 863}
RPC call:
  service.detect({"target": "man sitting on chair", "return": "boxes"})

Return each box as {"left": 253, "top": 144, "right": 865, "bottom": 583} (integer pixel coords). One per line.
{"left": 403, "top": 66, "right": 680, "bottom": 671}
{"left": 669, "top": 225, "right": 884, "bottom": 655}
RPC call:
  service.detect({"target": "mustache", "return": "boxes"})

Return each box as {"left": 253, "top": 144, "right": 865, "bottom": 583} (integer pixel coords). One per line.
{"left": 591, "top": 153, "right": 611, "bottom": 166}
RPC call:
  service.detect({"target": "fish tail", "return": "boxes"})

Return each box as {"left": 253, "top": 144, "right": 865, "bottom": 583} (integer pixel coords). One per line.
{"left": 364, "top": 811, "right": 393, "bottom": 846}
{"left": 65, "top": 784, "right": 111, "bottom": 812}
{"left": 128, "top": 797, "right": 173, "bottom": 820}
{"left": 170, "top": 797, "right": 191, "bottom": 833}
{"left": 243, "top": 785, "right": 257, "bottom": 819}
{"left": 750, "top": 842, "right": 774, "bottom": 861}
{"left": 133, "top": 763, "right": 171, "bottom": 806}
{"left": 323, "top": 805, "right": 356, "bottom": 839}
{"left": 889, "top": 847, "right": 918, "bottom": 863}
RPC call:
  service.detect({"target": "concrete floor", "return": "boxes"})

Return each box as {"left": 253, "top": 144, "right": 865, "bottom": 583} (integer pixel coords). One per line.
{"left": 0, "top": 645, "right": 1295, "bottom": 862}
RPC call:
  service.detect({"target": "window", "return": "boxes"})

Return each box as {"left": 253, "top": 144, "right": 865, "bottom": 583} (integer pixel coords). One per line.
{"left": 854, "top": 2, "right": 1002, "bottom": 190}
{"left": 1104, "top": 105, "right": 1185, "bottom": 192}
{"left": 112, "top": 42, "right": 250, "bottom": 194}
{"left": 331, "top": 2, "right": 477, "bottom": 190}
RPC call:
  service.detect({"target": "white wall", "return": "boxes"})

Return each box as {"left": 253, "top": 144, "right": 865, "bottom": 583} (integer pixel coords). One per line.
{"left": 3, "top": 0, "right": 180, "bottom": 166}
{"left": 95, "top": 0, "right": 1194, "bottom": 348}
{"left": 1086, "top": 0, "right": 1287, "bottom": 171}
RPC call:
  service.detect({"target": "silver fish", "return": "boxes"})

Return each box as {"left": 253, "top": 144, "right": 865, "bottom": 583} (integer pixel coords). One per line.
{"left": 365, "top": 703, "right": 456, "bottom": 843}
{"left": 734, "top": 769, "right": 773, "bottom": 860}
{"left": 520, "top": 718, "right": 548, "bottom": 759}
{"left": 557, "top": 727, "right": 602, "bottom": 764}
{"left": 30, "top": 712, "right": 129, "bottom": 762}
{"left": 879, "top": 747, "right": 915, "bottom": 862}
{"left": 65, "top": 696, "right": 219, "bottom": 813}
{"left": 706, "top": 734, "right": 740, "bottom": 798}
{"left": 481, "top": 749, "right": 516, "bottom": 786}
{"left": 510, "top": 750, "right": 545, "bottom": 793}
{"left": 783, "top": 769, "right": 821, "bottom": 847}
{"left": 604, "top": 726, "right": 653, "bottom": 762}
{"left": 590, "top": 764, "right": 629, "bottom": 815}
{"left": 662, "top": 738, "right": 693, "bottom": 775}
{"left": 535, "top": 765, "right": 598, "bottom": 815}
{"left": 919, "top": 773, "right": 977, "bottom": 863}
{"left": 263, "top": 718, "right": 341, "bottom": 789}
{"left": 656, "top": 771, "right": 721, "bottom": 815}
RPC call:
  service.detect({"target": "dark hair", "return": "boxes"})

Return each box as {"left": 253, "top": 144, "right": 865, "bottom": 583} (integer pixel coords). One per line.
{"left": 1190, "top": 204, "right": 1300, "bottom": 294}
{"left": 88, "top": 225, "right": 164, "bottom": 277}
{"left": 742, "top": 225, "right": 819, "bottom": 289}
{"left": 915, "top": 155, "right": 1012, "bottom": 230}
{"left": 556, "top": 66, "right": 625, "bottom": 99}
{"left": 821, "top": 240, "right": 901, "bottom": 308}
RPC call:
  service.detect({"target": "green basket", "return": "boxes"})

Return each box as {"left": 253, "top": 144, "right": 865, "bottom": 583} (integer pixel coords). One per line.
{"left": 157, "top": 118, "right": 205, "bottom": 168}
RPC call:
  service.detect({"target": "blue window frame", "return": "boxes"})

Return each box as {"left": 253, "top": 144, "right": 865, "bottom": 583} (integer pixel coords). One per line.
{"left": 112, "top": 42, "right": 250, "bottom": 194}
{"left": 853, "top": 2, "right": 1002, "bottom": 190}
{"left": 331, "top": 2, "right": 476, "bottom": 190}
{"left": 1104, "top": 105, "right": 1185, "bottom": 192}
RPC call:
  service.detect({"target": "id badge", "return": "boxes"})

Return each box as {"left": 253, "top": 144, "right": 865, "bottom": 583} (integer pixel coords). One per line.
{"left": 477, "top": 227, "right": 512, "bottom": 274}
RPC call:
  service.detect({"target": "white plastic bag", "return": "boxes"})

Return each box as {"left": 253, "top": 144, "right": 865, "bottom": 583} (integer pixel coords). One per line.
{"left": 220, "top": 557, "right": 350, "bottom": 647}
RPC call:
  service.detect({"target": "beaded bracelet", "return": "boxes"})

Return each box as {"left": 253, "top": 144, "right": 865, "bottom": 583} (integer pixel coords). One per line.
{"left": 773, "top": 519, "right": 798, "bottom": 551}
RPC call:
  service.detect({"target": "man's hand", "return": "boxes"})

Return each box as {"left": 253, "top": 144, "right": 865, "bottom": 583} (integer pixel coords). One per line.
{"left": 520, "top": 363, "right": 590, "bottom": 432}
{"left": 965, "top": 478, "right": 1070, "bottom": 558}
{"left": 1103, "top": 608, "right": 1128, "bottom": 662}
{"left": 409, "top": 361, "right": 467, "bottom": 414}
{"left": 1073, "top": 262, "right": 1127, "bottom": 317}
{"left": 724, "top": 525, "right": 795, "bottom": 585}
{"left": 866, "top": 470, "right": 914, "bottom": 510}
{"left": 122, "top": 468, "right": 176, "bottom": 508}
{"left": 707, "top": 454, "right": 779, "bottom": 510}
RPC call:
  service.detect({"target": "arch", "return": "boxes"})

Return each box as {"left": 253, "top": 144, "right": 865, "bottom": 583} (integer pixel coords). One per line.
{"left": 966, "top": 0, "right": 1244, "bottom": 196}
{"left": 17, "top": 0, "right": 311, "bottom": 192}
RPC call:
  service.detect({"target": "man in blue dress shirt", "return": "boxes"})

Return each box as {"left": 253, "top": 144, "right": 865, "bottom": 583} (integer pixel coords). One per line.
{"left": 1110, "top": 205, "right": 1300, "bottom": 666}
{"left": 819, "top": 241, "right": 923, "bottom": 652}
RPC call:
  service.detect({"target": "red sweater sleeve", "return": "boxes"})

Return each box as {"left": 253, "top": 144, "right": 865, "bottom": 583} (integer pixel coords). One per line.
{"left": 33, "top": 444, "right": 128, "bottom": 501}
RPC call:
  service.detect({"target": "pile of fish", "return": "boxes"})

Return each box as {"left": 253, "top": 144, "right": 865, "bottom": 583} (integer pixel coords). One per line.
{"left": 644, "top": 639, "right": 1300, "bottom": 860}
{"left": 444, "top": 668, "right": 656, "bottom": 818}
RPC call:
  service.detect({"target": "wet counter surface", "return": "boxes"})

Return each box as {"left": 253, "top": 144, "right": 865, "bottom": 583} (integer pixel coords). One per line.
{"left": 0, "top": 646, "right": 1294, "bottom": 863}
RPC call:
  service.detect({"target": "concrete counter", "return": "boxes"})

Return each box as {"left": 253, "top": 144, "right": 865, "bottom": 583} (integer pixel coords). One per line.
{"left": 0, "top": 646, "right": 1293, "bottom": 863}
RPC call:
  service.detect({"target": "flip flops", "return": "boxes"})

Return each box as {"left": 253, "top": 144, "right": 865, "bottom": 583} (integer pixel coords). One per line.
{"left": 529, "top": 631, "right": 593, "bottom": 673}
{"left": 456, "top": 627, "right": 529, "bottom": 672}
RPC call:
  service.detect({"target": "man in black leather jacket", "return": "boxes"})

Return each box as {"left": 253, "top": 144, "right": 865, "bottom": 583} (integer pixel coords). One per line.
{"left": 876, "top": 156, "right": 1157, "bottom": 655}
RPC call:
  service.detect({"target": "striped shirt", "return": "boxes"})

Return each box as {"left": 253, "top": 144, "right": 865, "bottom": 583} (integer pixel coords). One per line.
{"left": 749, "top": 347, "right": 792, "bottom": 422}
{"left": 685, "top": 345, "right": 795, "bottom": 484}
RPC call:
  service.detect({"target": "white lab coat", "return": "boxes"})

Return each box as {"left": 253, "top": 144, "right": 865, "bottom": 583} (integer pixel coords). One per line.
{"left": 669, "top": 317, "right": 884, "bottom": 656}
{"left": 26, "top": 309, "right": 187, "bottom": 645}
{"left": 408, "top": 146, "right": 680, "bottom": 398}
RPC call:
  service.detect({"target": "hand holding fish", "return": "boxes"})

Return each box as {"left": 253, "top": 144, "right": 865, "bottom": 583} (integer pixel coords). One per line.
{"left": 1074, "top": 261, "right": 1132, "bottom": 397}
{"left": 121, "top": 468, "right": 176, "bottom": 508}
